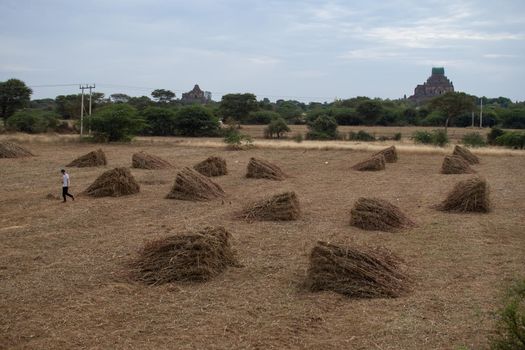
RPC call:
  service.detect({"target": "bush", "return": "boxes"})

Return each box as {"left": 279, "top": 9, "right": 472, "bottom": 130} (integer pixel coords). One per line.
{"left": 306, "top": 114, "right": 338, "bottom": 140}
{"left": 501, "top": 108, "right": 525, "bottom": 129}
{"left": 140, "top": 107, "right": 177, "bottom": 136}
{"left": 6, "top": 109, "right": 59, "bottom": 133}
{"left": 331, "top": 107, "right": 362, "bottom": 125}
{"left": 462, "top": 132, "right": 486, "bottom": 147}
{"left": 412, "top": 129, "right": 449, "bottom": 147}
{"left": 393, "top": 132, "right": 402, "bottom": 141}
{"left": 223, "top": 128, "right": 253, "bottom": 149}
{"left": 495, "top": 132, "right": 525, "bottom": 149}
{"left": 292, "top": 133, "right": 303, "bottom": 143}
{"left": 348, "top": 130, "right": 375, "bottom": 141}
{"left": 490, "top": 279, "right": 525, "bottom": 350}
{"left": 487, "top": 128, "right": 506, "bottom": 145}
{"left": 420, "top": 111, "right": 446, "bottom": 126}
{"left": 90, "top": 104, "right": 145, "bottom": 142}
{"left": 264, "top": 117, "right": 290, "bottom": 139}
{"left": 173, "top": 105, "right": 220, "bottom": 137}
{"left": 246, "top": 110, "right": 280, "bottom": 125}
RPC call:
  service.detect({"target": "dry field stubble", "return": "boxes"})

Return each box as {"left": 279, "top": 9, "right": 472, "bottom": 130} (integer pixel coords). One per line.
{"left": 0, "top": 140, "right": 524, "bottom": 349}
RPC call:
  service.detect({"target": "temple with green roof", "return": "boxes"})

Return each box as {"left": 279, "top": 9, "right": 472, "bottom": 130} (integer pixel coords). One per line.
{"left": 409, "top": 67, "right": 454, "bottom": 103}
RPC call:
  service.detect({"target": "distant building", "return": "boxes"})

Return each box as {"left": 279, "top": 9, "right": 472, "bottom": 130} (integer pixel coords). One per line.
{"left": 409, "top": 67, "right": 454, "bottom": 103}
{"left": 181, "top": 84, "right": 212, "bottom": 104}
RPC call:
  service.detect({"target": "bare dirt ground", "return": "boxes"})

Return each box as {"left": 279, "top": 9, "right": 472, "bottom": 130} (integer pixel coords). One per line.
{"left": 1, "top": 139, "right": 524, "bottom": 350}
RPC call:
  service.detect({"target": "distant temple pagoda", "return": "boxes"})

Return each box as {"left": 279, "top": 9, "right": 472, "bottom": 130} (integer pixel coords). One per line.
{"left": 181, "top": 84, "right": 212, "bottom": 104}
{"left": 409, "top": 67, "right": 454, "bottom": 103}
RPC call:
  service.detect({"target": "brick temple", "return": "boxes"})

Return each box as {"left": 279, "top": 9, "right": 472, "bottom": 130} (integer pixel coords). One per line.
{"left": 181, "top": 84, "right": 212, "bottom": 104}
{"left": 409, "top": 67, "right": 454, "bottom": 103}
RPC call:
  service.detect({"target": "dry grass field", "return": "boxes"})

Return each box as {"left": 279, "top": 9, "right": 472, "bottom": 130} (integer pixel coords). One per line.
{"left": 1, "top": 138, "right": 524, "bottom": 349}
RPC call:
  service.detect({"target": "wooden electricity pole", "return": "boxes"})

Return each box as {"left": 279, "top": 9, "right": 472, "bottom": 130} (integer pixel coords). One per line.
{"left": 79, "top": 84, "right": 95, "bottom": 137}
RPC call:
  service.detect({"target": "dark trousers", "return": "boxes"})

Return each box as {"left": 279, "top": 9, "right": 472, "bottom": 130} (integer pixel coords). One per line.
{"left": 62, "top": 187, "right": 74, "bottom": 201}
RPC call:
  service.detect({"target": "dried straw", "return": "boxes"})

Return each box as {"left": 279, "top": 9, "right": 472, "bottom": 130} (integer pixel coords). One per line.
{"left": 0, "top": 141, "right": 33, "bottom": 158}
{"left": 350, "top": 197, "right": 415, "bottom": 232}
{"left": 166, "top": 167, "right": 225, "bottom": 201}
{"left": 193, "top": 156, "right": 227, "bottom": 177}
{"left": 453, "top": 145, "right": 480, "bottom": 164}
{"left": 83, "top": 167, "right": 140, "bottom": 197}
{"left": 130, "top": 226, "right": 238, "bottom": 284}
{"left": 373, "top": 146, "right": 398, "bottom": 163}
{"left": 304, "top": 241, "right": 410, "bottom": 298}
{"left": 132, "top": 151, "right": 172, "bottom": 169}
{"left": 352, "top": 154, "right": 386, "bottom": 171}
{"left": 246, "top": 157, "right": 287, "bottom": 180}
{"left": 436, "top": 176, "right": 490, "bottom": 212}
{"left": 441, "top": 155, "right": 476, "bottom": 174}
{"left": 67, "top": 149, "right": 107, "bottom": 167}
{"left": 238, "top": 191, "right": 300, "bottom": 221}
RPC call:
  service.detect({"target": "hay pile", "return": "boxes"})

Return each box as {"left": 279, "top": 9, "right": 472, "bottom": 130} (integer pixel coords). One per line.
{"left": 436, "top": 177, "right": 490, "bottom": 212}
{"left": 350, "top": 197, "right": 415, "bottom": 232}
{"left": 166, "top": 167, "right": 224, "bottom": 201}
{"left": 45, "top": 193, "right": 60, "bottom": 200}
{"left": 131, "top": 226, "right": 238, "bottom": 284}
{"left": 373, "top": 146, "right": 398, "bottom": 163}
{"left": 83, "top": 167, "right": 140, "bottom": 197}
{"left": 441, "top": 155, "right": 476, "bottom": 174}
{"left": 352, "top": 154, "right": 386, "bottom": 171}
{"left": 193, "top": 156, "right": 227, "bottom": 177}
{"left": 67, "top": 149, "right": 107, "bottom": 167}
{"left": 132, "top": 151, "right": 172, "bottom": 170}
{"left": 239, "top": 191, "right": 300, "bottom": 221}
{"left": 0, "top": 141, "right": 33, "bottom": 158}
{"left": 453, "top": 145, "right": 480, "bottom": 164}
{"left": 246, "top": 157, "right": 287, "bottom": 180}
{"left": 304, "top": 241, "right": 409, "bottom": 298}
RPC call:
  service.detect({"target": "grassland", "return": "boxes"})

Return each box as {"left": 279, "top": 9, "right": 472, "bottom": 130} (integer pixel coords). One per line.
{"left": 1, "top": 138, "right": 524, "bottom": 349}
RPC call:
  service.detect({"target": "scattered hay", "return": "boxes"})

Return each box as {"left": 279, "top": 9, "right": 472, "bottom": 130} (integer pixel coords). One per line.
{"left": 350, "top": 197, "right": 415, "bottom": 232}
{"left": 45, "top": 193, "right": 60, "bottom": 200}
{"left": 453, "top": 145, "right": 480, "bottom": 164}
{"left": 132, "top": 151, "right": 172, "bottom": 170}
{"left": 441, "top": 155, "right": 476, "bottom": 174}
{"left": 193, "top": 156, "right": 227, "bottom": 177}
{"left": 166, "top": 167, "right": 224, "bottom": 201}
{"left": 436, "top": 176, "right": 490, "bottom": 212}
{"left": 239, "top": 191, "right": 300, "bottom": 221}
{"left": 373, "top": 146, "right": 398, "bottom": 163}
{"left": 304, "top": 241, "right": 409, "bottom": 298}
{"left": 246, "top": 157, "right": 287, "bottom": 180}
{"left": 83, "top": 167, "right": 140, "bottom": 197}
{"left": 352, "top": 154, "right": 386, "bottom": 171}
{"left": 130, "top": 226, "right": 238, "bottom": 284}
{"left": 0, "top": 141, "right": 33, "bottom": 158}
{"left": 67, "top": 149, "right": 107, "bottom": 167}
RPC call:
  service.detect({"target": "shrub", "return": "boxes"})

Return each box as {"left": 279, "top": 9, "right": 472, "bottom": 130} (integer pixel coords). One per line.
{"left": 495, "top": 132, "right": 525, "bottom": 149}
{"left": 412, "top": 130, "right": 449, "bottom": 147}
{"left": 393, "top": 132, "right": 402, "bottom": 141}
{"left": 292, "top": 133, "right": 303, "bottom": 143}
{"left": 412, "top": 130, "right": 433, "bottom": 144}
{"left": 90, "top": 104, "right": 145, "bottom": 142}
{"left": 264, "top": 117, "right": 290, "bottom": 139}
{"left": 431, "top": 129, "right": 449, "bottom": 147}
{"left": 223, "top": 128, "right": 253, "bottom": 149}
{"left": 246, "top": 110, "right": 280, "bottom": 125}
{"left": 348, "top": 130, "right": 375, "bottom": 141}
{"left": 490, "top": 279, "right": 525, "bottom": 350}
{"left": 306, "top": 114, "right": 338, "bottom": 140}
{"left": 174, "top": 105, "right": 220, "bottom": 137}
{"left": 140, "top": 107, "right": 177, "bottom": 136}
{"left": 6, "top": 109, "right": 59, "bottom": 133}
{"left": 487, "top": 128, "right": 506, "bottom": 145}
{"left": 462, "top": 132, "right": 486, "bottom": 147}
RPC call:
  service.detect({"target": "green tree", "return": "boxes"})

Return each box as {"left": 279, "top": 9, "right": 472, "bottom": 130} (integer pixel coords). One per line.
{"left": 246, "top": 110, "right": 280, "bottom": 124}
{"left": 0, "top": 79, "right": 32, "bottom": 126}
{"left": 128, "top": 96, "right": 153, "bottom": 112}
{"left": 218, "top": 93, "right": 258, "bottom": 123}
{"left": 174, "top": 105, "right": 220, "bottom": 136}
{"left": 55, "top": 93, "right": 106, "bottom": 119}
{"left": 90, "top": 104, "right": 145, "bottom": 142}
{"left": 151, "top": 89, "right": 176, "bottom": 103}
{"left": 306, "top": 114, "right": 338, "bottom": 140}
{"left": 264, "top": 117, "right": 290, "bottom": 139}
{"left": 7, "top": 108, "right": 59, "bottom": 133}
{"left": 429, "top": 92, "right": 475, "bottom": 132}
{"left": 276, "top": 100, "right": 303, "bottom": 124}
{"left": 110, "top": 93, "right": 131, "bottom": 103}
{"left": 356, "top": 100, "right": 384, "bottom": 125}
{"left": 140, "top": 106, "right": 177, "bottom": 136}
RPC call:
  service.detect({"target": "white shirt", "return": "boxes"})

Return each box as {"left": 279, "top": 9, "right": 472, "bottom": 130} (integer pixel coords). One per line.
{"left": 62, "top": 173, "right": 70, "bottom": 187}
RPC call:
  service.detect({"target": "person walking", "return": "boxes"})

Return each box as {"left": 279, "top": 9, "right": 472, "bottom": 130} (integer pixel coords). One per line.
{"left": 61, "top": 169, "right": 75, "bottom": 202}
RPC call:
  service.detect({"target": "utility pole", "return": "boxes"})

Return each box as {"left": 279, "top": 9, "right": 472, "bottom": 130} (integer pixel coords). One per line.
{"left": 88, "top": 84, "right": 95, "bottom": 134}
{"left": 479, "top": 98, "right": 483, "bottom": 128}
{"left": 79, "top": 84, "right": 95, "bottom": 137}
{"left": 471, "top": 111, "right": 474, "bottom": 127}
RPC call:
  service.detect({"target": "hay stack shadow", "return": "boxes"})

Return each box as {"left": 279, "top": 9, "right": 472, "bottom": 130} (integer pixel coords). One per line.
{"left": 67, "top": 149, "right": 107, "bottom": 167}
{"left": 350, "top": 197, "right": 415, "bottom": 232}
{"left": 352, "top": 154, "right": 386, "bottom": 171}
{"left": 238, "top": 191, "right": 300, "bottom": 221}
{"left": 303, "top": 241, "right": 410, "bottom": 298}
{"left": 435, "top": 176, "right": 490, "bottom": 212}
{"left": 441, "top": 155, "right": 476, "bottom": 174}
{"left": 132, "top": 151, "right": 172, "bottom": 169}
{"left": 83, "top": 167, "right": 140, "bottom": 197}
{"left": 373, "top": 146, "right": 398, "bottom": 163}
{"left": 0, "top": 141, "right": 33, "bottom": 158}
{"left": 453, "top": 145, "right": 480, "bottom": 164}
{"left": 130, "top": 226, "right": 239, "bottom": 284}
{"left": 166, "top": 167, "right": 224, "bottom": 201}
{"left": 194, "top": 156, "right": 227, "bottom": 177}
{"left": 246, "top": 157, "right": 287, "bottom": 180}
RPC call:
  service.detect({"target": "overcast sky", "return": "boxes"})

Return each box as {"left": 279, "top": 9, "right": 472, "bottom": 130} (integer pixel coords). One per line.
{"left": 1, "top": 0, "right": 524, "bottom": 102}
